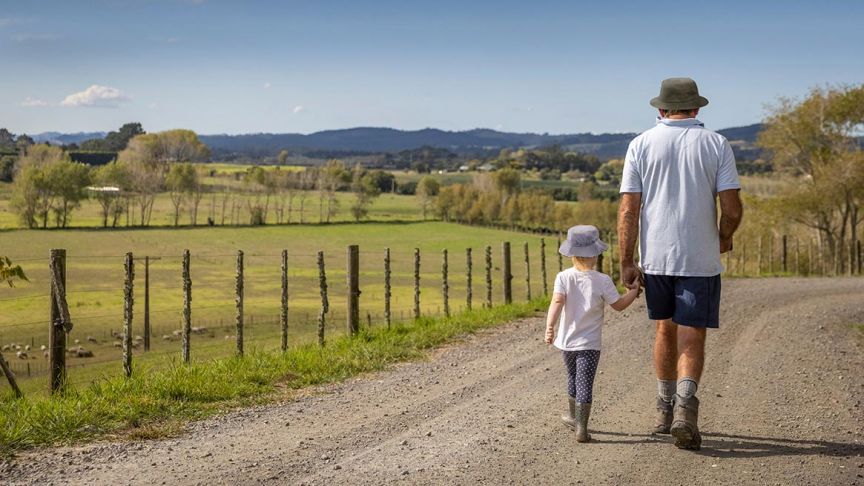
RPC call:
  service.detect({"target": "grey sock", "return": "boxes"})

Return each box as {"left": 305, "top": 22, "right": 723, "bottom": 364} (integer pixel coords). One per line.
{"left": 657, "top": 379, "right": 676, "bottom": 403}
{"left": 677, "top": 377, "right": 698, "bottom": 399}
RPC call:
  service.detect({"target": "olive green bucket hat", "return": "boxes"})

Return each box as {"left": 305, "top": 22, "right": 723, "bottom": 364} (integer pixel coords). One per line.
{"left": 650, "top": 77, "right": 709, "bottom": 110}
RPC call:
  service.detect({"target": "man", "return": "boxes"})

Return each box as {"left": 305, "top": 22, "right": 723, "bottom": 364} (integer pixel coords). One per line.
{"left": 617, "top": 78, "right": 743, "bottom": 450}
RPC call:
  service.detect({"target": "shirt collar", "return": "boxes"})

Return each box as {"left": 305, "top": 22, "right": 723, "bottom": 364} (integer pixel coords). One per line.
{"left": 655, "top": 117, "right": 705, "bottom": 128}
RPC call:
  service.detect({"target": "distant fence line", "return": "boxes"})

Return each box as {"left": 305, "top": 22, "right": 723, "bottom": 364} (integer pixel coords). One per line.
{"left": 1, "top": 239, "right": 547, "bottom": 396}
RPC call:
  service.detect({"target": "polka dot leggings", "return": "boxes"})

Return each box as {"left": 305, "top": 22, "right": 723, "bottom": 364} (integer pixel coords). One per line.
{"left": 562, "top": 350, "right": 601, "bottom": 403}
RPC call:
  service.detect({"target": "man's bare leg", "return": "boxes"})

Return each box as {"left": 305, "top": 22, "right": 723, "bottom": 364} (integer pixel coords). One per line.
{"left": 652, "top": 320, "right": 678, "bottom": 433}
{"left": 670, "top": 325, "right": 706, "bottom": 449}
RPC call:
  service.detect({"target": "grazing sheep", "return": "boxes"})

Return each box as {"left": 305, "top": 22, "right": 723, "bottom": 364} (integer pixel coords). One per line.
{"left": 74, "top": 339, "right": 80, "bottom": 345}
{"left": 224, "top": 335, "right": 232, "bottom": 340}
{"left": 76, "top": 348, "right": 94, "bottom": 358}
{"left": 14, "top": 344, "right": 22, "bottom": 351}
{"left": 24, "top": 344, "right": 31, "bottom": 351}
{"left": 16, "top": 351, "right": 28, "bottom": 360}
{"left": 172, "top": 330, "right": 183, "bottom": 337}
{"left": 162, "top": 335, "right": 173, "bottom": 341}
{"left": 87, "top": 336, "right": 99, "bottom": 344}
{"left": 1, "top": 345, "right": 9, "bottom": 352}
{"left": 113, "top": 341, "right": 122, "bottom": 348}
{"left": 43, "top": 350, "right": 49, "bottom": 358}
{"left": 40, "top": 344, "right": 47, "bottom": 351}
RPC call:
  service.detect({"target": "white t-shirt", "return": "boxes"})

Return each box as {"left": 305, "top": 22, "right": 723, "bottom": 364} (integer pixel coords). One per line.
{"left": 620, "top": 117, "right": 741, "bottom": 276}
{"left": 552, "top": 268, "right": 621, "bottom": 351}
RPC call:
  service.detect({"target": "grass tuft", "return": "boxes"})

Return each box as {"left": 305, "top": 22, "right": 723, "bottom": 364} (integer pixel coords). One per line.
{"left": 0, "top": 299, "right": 544, "bottom": 454}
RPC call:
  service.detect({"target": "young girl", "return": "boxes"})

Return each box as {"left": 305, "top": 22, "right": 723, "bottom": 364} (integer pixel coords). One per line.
{"left": 544, "top": 225, "right": 640, "bottom": 442}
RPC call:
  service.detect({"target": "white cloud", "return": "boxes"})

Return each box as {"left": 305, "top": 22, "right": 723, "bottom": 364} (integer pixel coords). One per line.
{"left": 263, "top": 82, "right": 272, "bottom": 89}
{"left": 21, "top": 97, "right": 49, "bottom": 107}
{"left": 61, "top": 85, "right": 131, "bottom": 108}
{"left": 148, "top": 103, "right": 159, "bottom": 110}
{"left": 293, "top": 105, "right": 305, "bottom": 114}
{"left": 11, "top": 33, "right": 59, "bottom": 42}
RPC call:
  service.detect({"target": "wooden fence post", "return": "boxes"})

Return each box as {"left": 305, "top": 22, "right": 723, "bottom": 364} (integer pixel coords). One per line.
{"left": 795, "top": 238, "right": 800, "bottom": 276}
{"left": 182, "top": 249, "right": 191, "bottom": 363}
{"left": 465, "top": 248, "right": 473, "bottom": 311}
{"left": 442, "top": 249, "right": 450, "bottom": 317}
{"left": 0, "top": 353, "right": 21, "bottom": 398}
{"left": 317, "top": 250, "right": 328, "bottom": 346}
{"left": 235, "top": 250, "right": 244, "bottom": 356}
{"left": 556, "top": 238, "right": 563, "bottom": 272}
{"left": 144, "top": 256, "right": 150, "bottom": 351}
{"left": 123, "top": 252, "right": 134, "bottom": 378}
{"left": 347, "top": 245, "right": 360, "bottom": 335}
{"left": 49, "top": 248, "right": 68, "bottom": 394}
{"left": 281, "top": 249, "right": 289, "bottom": 351}
{"left": 757, "top": 237, "right": 763, "bottom": 276}
{"left": 502, "top": 242, "right": 512, "bottom": 304}
{"left": 485, "top": 245, "right": 492, "bottom": 308}
{"left": 782, "top": 235, "right": 788, "bottom": 273}
{"left": 808, "top": 239, "right": 813, "bottom": 276}
{"left": 540, "top": 238, "right": 548, "bottom": 296}
{"left": 413, "top": 248, "right": 421, "bottom": 319}
{"left": 769, "top": 236, "right": 775, "bottom": 274}
{"left": 523, "top": 242, "right": 531, "bottom": 301}
{"left": 741, "top": 241, "right": 747, "bottom": 275}
{"left": 384, "top": 248, "right": 391, "bottom": 329}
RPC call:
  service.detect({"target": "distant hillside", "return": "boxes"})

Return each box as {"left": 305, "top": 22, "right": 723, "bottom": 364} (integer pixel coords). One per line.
{"left": 32, "top": 132, "right": 106, "bottom": 145}
{"left": 200, "top": 124, "right": 763, "bottom": 161}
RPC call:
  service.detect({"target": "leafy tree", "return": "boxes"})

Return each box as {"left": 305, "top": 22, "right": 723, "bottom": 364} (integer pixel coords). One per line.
{"left": 91, "top": 161, "right": 130, "bottom": 227}
{"left": 15, "top": 134, "right": 34, "bottom": 151}
{"left": 166, "top": 163, "right": 196, "bottom": 226}
{"left": 0, "top": 156, "right": 15, "bottom": 182}
{"left": 350, "top": 163, "right": 381, "bottom": 221}
{"left": 493, "top": 168, "right": 521, "bottom": 201}
{"left": 10, "top": 145, "right": 90, "bottom": 228}
{"left": 0, "top": 129, "right": 15, "bottom": 149}
{"left": 416, "top": 176, "right": 440, "bottom": 220}
{"left": 758, "top": 84, "right": 864, "bottom": 272}
{"left": 278, "top": 150, "right": 289, "bottom": 165}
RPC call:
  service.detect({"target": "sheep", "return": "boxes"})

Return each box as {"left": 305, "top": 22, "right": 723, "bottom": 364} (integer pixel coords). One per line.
{"left": 162, "top": 335, "right": 174, "bottom": 341}
{"left": 74, "top": 339, "right": 81, "bottom": 345}
{"left": 172, "top": 329, "right": 183, "bottom": 337}
{"left": 113, "top": 341, "right": 122, "bottom": 348}
{"left": 87, "top": 336, "right": 99, "bottom": 344}
{"left": 40, "top": 344, "right": 47, "bottom": 351}
{"left": 1, "top": 344, "right": 9, "bottom": 352}
{"left": 24, "top": 344, "right": 31, "bottom": 351}
{"left": 16, "top": 351, "right": 28, "bottom": 360}
{"left": 76, "top": 348, "right": 94, "bottom": 358}
{"left": 43, "top": 350, "right": 49, "bottom": 358}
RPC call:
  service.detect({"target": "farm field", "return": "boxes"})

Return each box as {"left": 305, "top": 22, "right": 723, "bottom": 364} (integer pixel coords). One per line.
{"left": 0, "top": 222, "right": 556, "bottom": 394}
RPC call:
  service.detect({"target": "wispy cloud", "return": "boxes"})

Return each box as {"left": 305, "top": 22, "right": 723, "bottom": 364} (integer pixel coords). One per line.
{"left": 61, "top": 85, "right": 131, "bottom": 108}
{"left": 11, "top": 32, "right": 60, "bottom": 43}
{"left": 263, "top": 82, "right": 272, "bottom": 89}
{"left": 21, "top": 97, "right": 49, "bottom": 107}
{"left": 293, "top": 105, "right": 305, "bottom": 114}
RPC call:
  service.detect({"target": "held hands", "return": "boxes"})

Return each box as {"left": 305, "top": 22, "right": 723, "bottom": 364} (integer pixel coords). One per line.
{"left": 620, "top": 262, "right": 644, "bottom": 290}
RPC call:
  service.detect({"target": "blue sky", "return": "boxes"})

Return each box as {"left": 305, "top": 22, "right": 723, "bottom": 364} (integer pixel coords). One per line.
{"left": 2, "top": 0, "right": 863, "bottom": 135}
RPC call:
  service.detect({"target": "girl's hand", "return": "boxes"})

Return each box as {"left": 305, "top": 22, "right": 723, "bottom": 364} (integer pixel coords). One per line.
{"left": 544, "top": 326, "right": 554, "bottom": 345}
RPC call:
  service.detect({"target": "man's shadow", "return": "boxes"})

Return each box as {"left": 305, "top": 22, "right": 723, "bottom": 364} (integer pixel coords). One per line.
{"left": 592, "top": 430, "right": 864, "bottom": 458}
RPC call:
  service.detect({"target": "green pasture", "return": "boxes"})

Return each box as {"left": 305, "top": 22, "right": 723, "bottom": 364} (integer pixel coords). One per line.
{"left": 0, "top": 222, "right": 557, "bottom": 393}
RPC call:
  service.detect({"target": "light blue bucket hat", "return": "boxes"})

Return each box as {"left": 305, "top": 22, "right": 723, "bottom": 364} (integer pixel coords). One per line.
{"left": 558, "top": 225, "right": 608, "bottom": 257}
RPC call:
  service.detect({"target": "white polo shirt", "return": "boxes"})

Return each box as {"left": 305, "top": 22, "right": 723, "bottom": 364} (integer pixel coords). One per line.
{"left": 620, "top": 118, "right": 741, "bottom": 277}
{"left": 552, "top": 268, "right": 620, "bottom": 351}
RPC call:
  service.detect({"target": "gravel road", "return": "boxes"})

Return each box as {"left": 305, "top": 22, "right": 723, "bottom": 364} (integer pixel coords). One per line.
{"left": 3, "top": 278, "right": 863, "bottom": 485}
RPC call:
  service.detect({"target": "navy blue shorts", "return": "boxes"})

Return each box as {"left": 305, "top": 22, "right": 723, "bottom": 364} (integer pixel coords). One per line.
{"left": 644, "top": 274, "right": 721, "bottom": 329}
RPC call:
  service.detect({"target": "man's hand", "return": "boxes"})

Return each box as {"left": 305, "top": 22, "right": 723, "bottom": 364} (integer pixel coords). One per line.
{"left": 720, "top": 237, "right": 733, "bottom": 254}
{"left": 621, "top": 262, "right": 643, "bottom": 290}
{"left": 544, "top": 326, "right": 555, "bottom": 345}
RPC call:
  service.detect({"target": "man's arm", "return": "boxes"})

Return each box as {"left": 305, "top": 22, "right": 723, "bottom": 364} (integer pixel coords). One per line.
{"left": 718, "top": 189, "right": 743, "bottom": 253}
{"left": 617, "top": 192, "right": 642, "bottom": 288}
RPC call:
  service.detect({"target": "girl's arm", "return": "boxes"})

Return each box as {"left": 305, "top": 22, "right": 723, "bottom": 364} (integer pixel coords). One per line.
{"left": 544, "top": 293, "right": 566, "bottom": 344}
{"left": 610, "top": 287, "right": 639, "bottom": 312}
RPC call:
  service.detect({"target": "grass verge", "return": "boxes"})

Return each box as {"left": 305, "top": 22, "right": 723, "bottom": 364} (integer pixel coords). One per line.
{"left": 0, "top": 299, "right": 545, "bottom": 454}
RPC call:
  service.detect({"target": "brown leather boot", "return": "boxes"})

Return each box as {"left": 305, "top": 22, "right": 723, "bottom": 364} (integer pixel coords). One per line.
{"left": 670, "top": 394, "right": 701, "bottom": 450}
{"left": 652, "top": 396, "right": 673, "bottom": 434}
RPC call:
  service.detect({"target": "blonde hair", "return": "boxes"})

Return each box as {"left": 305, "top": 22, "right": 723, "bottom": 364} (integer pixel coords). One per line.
{"left": 571, "top": 255, "right": 597, "bottom": 271}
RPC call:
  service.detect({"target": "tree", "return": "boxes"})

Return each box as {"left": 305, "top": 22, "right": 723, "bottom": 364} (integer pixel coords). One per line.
{"left": 15, "top": 134, "right": 34, "bottom": 151}
{"left": 166, "top": 163, "right": 196, "bottom": 226}
{"left": 0, "top": 129, "right": 15, "bottom": 149}
{"left": 91, "top": 161, "right": 130, "bottom": 227}
{"left": 493, "top": 168, "right": 521, "bottom": 201}
{"left": 0, "top": 156, "right": 15, "bottom": 182}
{"left": 758, "top": 84, "right": 864, "bottom": 272}
{"left": 416, "top": 176, "right": 440, "bottom": 220}
{"left": 317, "top": 160, "right": 348, "bottom": 223}
{"left": 278, "top": 150, "right": 289, "bottom": 165}
{"left": 49, "top": 160, "right": 91, "bottom": 227}
{"left": 350, "top": 163, "right": 381, "bottom": 221}
{"left": 10, "top": 145, "right": 90, "bottom": 228}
